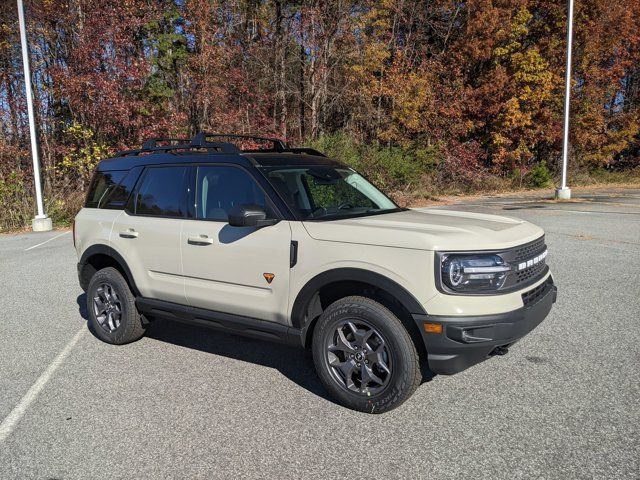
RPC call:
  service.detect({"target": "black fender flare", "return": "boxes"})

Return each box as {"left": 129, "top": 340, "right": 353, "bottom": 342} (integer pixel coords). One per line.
{"left": 78, "top": 244, "right": 139, "bottom": 296}
{"left": 290, "top": 268, "right": 427, "bottom": 330}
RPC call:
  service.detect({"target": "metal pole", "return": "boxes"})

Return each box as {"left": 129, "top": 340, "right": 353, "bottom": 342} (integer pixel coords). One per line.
{"left": 17, "top": 0, "right": 51, "bottom": 230}
{"left": 557, "top": 0, "right": 573, "bottom": 200}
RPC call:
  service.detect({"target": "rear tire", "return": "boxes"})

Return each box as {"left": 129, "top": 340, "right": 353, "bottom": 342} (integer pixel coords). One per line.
{"left": 312, "top": 296, "right": 421, "bottom": 413}
{"left": 87, "top": 267, "right": 145, "bottom": 345}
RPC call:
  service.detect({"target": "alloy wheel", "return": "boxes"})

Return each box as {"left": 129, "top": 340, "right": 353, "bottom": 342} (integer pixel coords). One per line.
{"left": 93, "top": 283, "right": 123, "bottom": 333}
{"left": 326, "top": 320, "right": 392, "bottom": 395}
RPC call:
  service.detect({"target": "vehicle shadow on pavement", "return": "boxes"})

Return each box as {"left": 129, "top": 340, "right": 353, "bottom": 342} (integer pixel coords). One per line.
{"left": 77, "top": 293, "right": 89, "bottom": 320}
{"left": 149, "top": 320, "right": 334, "bottom": 400}
{"left": 77, "top": 294, "right": 435, "bottom": 406}
{"left": 76, "top": 293, "right": 331, "bottom": 402}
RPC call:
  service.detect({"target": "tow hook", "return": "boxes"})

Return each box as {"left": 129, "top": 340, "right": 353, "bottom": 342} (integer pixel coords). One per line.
{"left": 490, "top": 345, "right": 509, "bottom": 356}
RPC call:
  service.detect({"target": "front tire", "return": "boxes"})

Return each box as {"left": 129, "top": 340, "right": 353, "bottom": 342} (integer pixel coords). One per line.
{"left": 87, "top": 267, "right": 145, "bottom": 345}
{"left": 312, "top": 296, "right": 421, "bottom": 413}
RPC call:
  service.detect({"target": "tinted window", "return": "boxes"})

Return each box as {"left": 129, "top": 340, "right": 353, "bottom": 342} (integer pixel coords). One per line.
{"left": 100, "top": 167, "right": 142, "bottom": 209}
{"left": 135, "top": 166, "right": 190, "bottom": 217}
{"left": 196, "top": 166, "right": 270, "bottom": 221}
{"left": 85, "top": 171, "right": 127, "bottom": 208}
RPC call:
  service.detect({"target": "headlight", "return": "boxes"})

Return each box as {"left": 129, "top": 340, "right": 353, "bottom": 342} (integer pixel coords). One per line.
{"left": 440, "top": 254, "right": 510, "bottom": 293}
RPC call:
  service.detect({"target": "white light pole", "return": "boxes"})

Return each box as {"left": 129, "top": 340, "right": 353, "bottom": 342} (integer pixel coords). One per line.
{"left": 17, "top": 0, "right": 52, "bottom": 231}
{"left": 556, "top": 0, "right": 574, "bottom": 200}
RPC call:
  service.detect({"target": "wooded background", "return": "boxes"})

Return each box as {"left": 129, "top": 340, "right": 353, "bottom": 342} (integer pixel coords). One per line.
{"left": 1, "top": 0, "right": 639, "bottom": 230}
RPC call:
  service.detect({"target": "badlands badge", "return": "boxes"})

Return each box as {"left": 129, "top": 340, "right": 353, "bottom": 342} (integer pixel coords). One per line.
{"left": 263, "top": 273, "right": 275, "bottom": 284}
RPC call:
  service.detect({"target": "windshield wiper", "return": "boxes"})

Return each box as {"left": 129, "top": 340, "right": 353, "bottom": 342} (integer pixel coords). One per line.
{"left": 306, "top": 208, "right": 402, "bottom": 221}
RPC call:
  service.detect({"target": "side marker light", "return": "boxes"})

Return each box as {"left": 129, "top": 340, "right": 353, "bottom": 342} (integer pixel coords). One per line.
{"left": 423, "top": 323, "right": 443, "bottom": 334}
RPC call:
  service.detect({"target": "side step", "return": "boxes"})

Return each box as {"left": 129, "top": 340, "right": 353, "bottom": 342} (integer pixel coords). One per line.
{"left": 136, "top": 297, "right": 303, "bottom": 347}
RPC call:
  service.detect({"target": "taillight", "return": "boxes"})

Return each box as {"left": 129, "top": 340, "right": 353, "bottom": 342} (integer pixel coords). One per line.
{"left": 72, "top": 219, "right": 76, "bottom": 248}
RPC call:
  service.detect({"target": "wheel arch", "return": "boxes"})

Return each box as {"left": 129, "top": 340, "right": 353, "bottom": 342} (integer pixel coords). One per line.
{"left": 79, "top": 244, "right": 140, "bottom": 296}
{"left": 291, "top": 268, "right": 427, "bottom": 352}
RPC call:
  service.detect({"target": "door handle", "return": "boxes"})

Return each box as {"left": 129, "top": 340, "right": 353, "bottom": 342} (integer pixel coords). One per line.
{"left": 187, "top": 235, "right": 213, "bottom": 246}
{"left": 119, "top": 229, "right": 138, "bottom": 239}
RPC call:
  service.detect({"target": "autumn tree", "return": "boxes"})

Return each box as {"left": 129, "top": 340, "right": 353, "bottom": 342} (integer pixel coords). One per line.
{"left": 0, "top": 0, "right": 639, "bottom": 229}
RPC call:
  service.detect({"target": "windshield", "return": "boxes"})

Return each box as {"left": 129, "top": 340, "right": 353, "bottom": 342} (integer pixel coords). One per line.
{"left": 261, "top": 166, "right": 400, "bottom": 220}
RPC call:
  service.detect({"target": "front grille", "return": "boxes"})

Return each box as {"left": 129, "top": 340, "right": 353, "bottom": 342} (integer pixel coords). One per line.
{"left": 522, "top": 277, "right": 553, "bottom": 306}
{"left": 489, "top": 235, "right": 548, "bottom": 292}
{"left": 514, "top": 235, "right": 546, "bottom": 262}
{"left": 516, "top": 260, "right": 546, "bottom": 284}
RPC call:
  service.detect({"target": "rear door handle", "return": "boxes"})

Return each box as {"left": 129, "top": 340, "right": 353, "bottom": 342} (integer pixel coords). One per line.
{"left": 187, "top": 235, "right": 213, "bottom": 246}
{"left": 119, "top": 229, "right": 138, "bottom": 239}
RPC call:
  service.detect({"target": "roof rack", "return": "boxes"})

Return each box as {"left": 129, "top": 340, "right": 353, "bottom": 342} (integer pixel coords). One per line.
{"left": 116, "top": 136, "right": 240, "bottom": 157}
{"left": 116, "top": 132, "right": 326, "bottom": 157}
{"left": 142, "top": 137, "right": 191, "bottom": 149}
{"left": 193, "top": 132, "right": 288, "bottom": 151}
{"left": 200, "top": 134, "right": 326, "bottom": 156}
{"left": 278, "top": 147, "right": 326, "bottom": 157}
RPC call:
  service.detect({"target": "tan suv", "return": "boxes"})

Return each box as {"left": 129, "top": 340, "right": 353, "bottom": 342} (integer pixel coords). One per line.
{"left": 75, "top": 133, "right": 557, "bottom": 413}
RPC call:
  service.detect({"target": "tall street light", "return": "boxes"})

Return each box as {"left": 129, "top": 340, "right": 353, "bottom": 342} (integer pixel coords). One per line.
{"left": 556, "top": 0, "right": 574, "bottom": 200}
{"left": 17, "top": 0, "right": 52, "bottom": 231}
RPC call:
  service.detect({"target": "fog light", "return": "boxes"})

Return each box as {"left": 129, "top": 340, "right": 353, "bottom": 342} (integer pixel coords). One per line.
{"left": 423, "top": 323, "right": 443, "bottom": 334}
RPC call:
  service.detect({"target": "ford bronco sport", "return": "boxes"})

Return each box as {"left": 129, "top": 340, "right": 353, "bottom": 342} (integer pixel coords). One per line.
{"left": 75, "top": 133, "right": 557, "bottom": 413}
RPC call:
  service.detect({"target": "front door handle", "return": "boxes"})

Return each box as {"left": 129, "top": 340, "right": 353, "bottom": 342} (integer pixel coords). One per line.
{"left": 187, "top": 235, "right": 213, "bottom": 246}
{"left": 119, "top": 229, "right": 138, "bottom": 239}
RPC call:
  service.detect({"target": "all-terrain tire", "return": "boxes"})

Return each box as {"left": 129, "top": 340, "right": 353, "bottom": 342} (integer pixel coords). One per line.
{"left": 86, "top": 267, "right": 145, "bottom": 345}
{"left": 312, "top": 296, "right": 421, "bottom": 413}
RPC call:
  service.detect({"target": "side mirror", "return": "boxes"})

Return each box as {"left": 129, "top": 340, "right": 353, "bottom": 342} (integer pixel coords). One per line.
{"left": 228, "top": 204, "right": 278, "bottom": 228}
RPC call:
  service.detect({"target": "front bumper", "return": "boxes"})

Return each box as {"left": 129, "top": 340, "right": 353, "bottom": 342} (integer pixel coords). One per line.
{"left": 414, "top": 277, "right": 557, "bottom": 375}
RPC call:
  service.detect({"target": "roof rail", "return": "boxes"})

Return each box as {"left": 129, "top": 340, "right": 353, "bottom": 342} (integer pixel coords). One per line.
{"left": 142, "top": 137, "right": 190, "bottom": 149}
{"left": 116, "top": 132, "right": 325, "bottom": 158}
{"left": 116, "top": 138, "right": 240, "bottom": 157}
{"left": 193, "top": 133, "right": 326, "bottom": 156}
{"left": 192, "top": 132, "right": 288, "bottom": 151}
{"left": 279, "top": 147, "right": 326, "bottom": 157}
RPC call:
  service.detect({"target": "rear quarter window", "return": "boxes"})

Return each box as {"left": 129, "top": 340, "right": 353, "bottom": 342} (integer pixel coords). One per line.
{"left": 85, "top": 171, "right": 127, "bottom": 208}
{"left": 85, "top": 169, "right": 141, "bottom": 209}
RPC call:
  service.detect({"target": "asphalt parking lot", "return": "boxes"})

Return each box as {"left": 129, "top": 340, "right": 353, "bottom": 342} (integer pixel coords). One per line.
{"left": 1, "top": 187, "right": 639, "bottom": 479}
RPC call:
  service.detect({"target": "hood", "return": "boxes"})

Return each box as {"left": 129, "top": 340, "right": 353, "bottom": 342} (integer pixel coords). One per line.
{"left": 302, "top": 208, "right": 544, "bottom": 251}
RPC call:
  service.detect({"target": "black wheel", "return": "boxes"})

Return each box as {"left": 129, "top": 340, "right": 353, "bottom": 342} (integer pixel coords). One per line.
{"left": 87, "top": 267, "right": 145, "bottom": 345}
{"left": 312, "top": 296, "right": 421, "bottom": 413}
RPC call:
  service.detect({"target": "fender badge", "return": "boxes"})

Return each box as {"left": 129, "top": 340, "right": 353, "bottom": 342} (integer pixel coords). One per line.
{"left": 263, "top": 273, "right": 275, "bottom": 284}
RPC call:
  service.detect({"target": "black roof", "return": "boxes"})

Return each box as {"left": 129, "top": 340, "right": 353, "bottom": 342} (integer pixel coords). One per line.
{"left": 244, "top": 152, "right": 344, "bottom": 168}
{"left": 97, "top": 151, "right": 344, "bottom": 171}
{"left": 97, "top": 133, "right": 345, "bottom": 171}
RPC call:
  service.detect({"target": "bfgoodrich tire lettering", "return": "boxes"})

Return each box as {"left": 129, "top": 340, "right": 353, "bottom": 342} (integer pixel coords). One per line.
{"left": 312, "top": 296, "right": 421, "bottom": 413}
{"left": 87, "top": 267, "right": 145, "bottom": 345}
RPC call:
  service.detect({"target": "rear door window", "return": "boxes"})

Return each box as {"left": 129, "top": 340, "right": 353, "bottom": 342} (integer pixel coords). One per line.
{"left": 134, "top": 166, "right": 191, "bottom": 217}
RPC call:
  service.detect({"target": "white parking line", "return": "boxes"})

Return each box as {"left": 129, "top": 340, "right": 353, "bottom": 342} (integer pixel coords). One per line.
{"left": 537, "top": 208, "right": 639, "bottom": 215}
{"left": 24, "top": 231, "right": 70, "bottom": 251}
{"left": 0, "top": 327, "right": 85, "bottom": 443}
